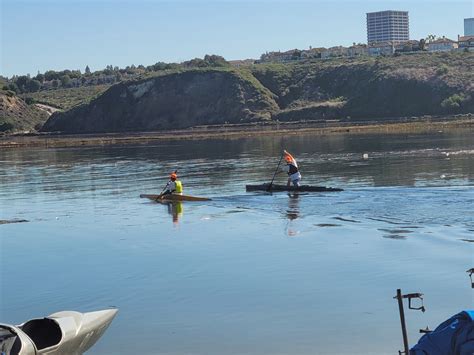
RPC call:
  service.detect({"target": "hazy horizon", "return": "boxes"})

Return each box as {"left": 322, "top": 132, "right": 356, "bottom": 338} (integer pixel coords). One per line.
{"left": 1, "top": 0, "right": 473, "bottom": 77}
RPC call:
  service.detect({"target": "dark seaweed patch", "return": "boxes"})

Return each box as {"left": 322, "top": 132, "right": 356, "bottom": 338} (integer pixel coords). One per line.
{"left": 378, "top": 228, "right": 413, "bottom": 234}
{"left": 368, "top": 217, "right": 405, "bottom": 225}
{"left": 382, "top": 234, "right": 407, "bottom": 240}
{"left": 0, "top": 219, "right": 29, "bottom": 225}
{"left": 333, "top": 216, "right": 360, "bottom": 223}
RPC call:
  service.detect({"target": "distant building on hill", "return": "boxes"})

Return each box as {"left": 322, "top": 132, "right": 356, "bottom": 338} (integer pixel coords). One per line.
{"left": 427, "top": 37, "right": 458, "bottom": 52}
{"left": 367, "top": 10, "right": 409, "bottom": 44}
{"left": 259, "top": 49, "right": 300, "bottom": 63}
{"left": 395, "top": 40, "right": 421, "bottom": 53}
{"left": 368, "top": 41, "right": 395, "bottom": 56}
{"left": 348, "top": 43, "right": 369, "bottom": 57}
{"left": 321, "top": 46, "right": 349, "bottom": 59}
{"left": 465, "top": 18, "right": 474, "bottom": 36}
{"left": 458, "top": 35, "right": 474, "bottom": 51}
{"left": 301, "top": 47, "right": 325, "bottom": 59}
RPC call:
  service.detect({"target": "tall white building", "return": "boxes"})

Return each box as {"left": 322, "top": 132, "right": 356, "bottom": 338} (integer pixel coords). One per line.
{"left": 465, "top": 18, "right": 474, "bottom": 36}
{"left": 367, "top": 10, "right": 409, "bottom": 44}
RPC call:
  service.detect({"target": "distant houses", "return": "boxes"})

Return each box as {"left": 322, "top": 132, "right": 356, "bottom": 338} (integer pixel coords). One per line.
{"left": 256, "top": 11, "right": 473, "bottom": 64}
{"left": 257, "top": 35, "right": 472, "bottom": 64}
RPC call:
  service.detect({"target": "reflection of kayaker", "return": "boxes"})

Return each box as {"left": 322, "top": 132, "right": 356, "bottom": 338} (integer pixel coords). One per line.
{"left": 286, "top": 193, "right": 300, "bottom": 221}
{"left": 285, "top": 193, "right": 300, "bottom": 237}
{"left": 168, "top": 201, "right": 183, "bottom": 224}
{"left": 280, "top": 150, "right": 302, "bottom": 187}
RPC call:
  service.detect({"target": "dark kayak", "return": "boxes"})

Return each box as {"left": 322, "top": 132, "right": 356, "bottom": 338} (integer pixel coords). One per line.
{"left": 246, "top": 183, "right": 343, "bottom": 192}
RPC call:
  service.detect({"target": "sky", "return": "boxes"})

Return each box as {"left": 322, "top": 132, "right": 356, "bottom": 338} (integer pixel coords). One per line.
{"left": 1, "top": 0, "right": 473, "bottom": 77}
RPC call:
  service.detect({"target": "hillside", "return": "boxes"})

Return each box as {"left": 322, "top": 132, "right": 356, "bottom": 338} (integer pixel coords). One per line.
{"left": 42, "top": 68, "right": 278, "bottom": 133}
{"left": 35, "top": 52, "right": 474, "bottom": 133}
{"left": 0, "top": 91, "right": 48, "bottom": 132}
{"left": 251, "top": 52, "right": 474, "bottom": 120}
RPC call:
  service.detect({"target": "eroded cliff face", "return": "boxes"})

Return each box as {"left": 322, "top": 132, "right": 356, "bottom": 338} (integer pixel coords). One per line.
{"left": 42, "top": 70, "right": 278, "bottom": 133}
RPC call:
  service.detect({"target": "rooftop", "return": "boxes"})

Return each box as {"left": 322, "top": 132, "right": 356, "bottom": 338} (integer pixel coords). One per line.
{"left": 429, "top": 37, "right": 457, "bottom": 44}
{"left": 367, "top": 10, "right": 408, "bottom": 15}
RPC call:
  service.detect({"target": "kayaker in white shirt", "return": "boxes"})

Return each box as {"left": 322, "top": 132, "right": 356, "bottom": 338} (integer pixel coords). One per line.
{"left": 281, "top": 150, "right": 302, "bottom": 187}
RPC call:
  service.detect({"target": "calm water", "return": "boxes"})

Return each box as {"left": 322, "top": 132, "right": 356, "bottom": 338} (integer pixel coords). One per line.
{"left": 1, "top": 131, "right": 473, "bottom": 354}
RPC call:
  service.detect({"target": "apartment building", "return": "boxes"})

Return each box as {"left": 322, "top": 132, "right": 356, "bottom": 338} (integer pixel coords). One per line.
{"left": 367, "top": 10, "right": 409, "bottom": 44}
{"left": 465, "top": 18, "right": 474, "bottom": 36}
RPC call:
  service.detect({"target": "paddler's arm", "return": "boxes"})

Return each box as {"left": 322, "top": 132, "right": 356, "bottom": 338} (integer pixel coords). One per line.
{"left": 158, "top": 181, "right": 173, "bottom": 199}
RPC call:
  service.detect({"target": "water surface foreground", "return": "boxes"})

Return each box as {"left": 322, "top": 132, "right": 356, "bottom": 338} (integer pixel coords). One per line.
{"left": 1, "top": 131, "right": 473, "bottom": 354}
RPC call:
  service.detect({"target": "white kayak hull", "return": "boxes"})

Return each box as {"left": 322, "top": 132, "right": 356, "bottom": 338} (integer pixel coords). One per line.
{"left": 0, "top": 308, "right": 118, "bottom": 355}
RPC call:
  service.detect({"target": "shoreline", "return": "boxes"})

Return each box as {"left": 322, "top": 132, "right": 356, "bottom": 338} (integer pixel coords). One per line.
{"left": 1, "top": 115, "right": 473, "bottom": 149}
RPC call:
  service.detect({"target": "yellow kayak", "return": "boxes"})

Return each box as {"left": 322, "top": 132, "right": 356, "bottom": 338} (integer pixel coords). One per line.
{"left": 140, "top": 194, "right": 211, "bottom": 202}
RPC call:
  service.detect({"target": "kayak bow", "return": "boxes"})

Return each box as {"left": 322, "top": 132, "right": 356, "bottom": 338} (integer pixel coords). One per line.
{"left": 0, "top": 308, "right": 118, "bottom": 355}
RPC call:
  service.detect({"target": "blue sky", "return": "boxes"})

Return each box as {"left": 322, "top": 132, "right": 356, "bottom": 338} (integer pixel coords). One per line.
{"left": 1, "top": 0, "right": 473, "bottom": 77}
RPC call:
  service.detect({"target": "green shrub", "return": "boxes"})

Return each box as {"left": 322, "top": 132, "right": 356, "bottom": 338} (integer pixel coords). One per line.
{"left": 24, "top": 97, "right": 35, "bottom": 105}
{"left": 440, "top": 94, "right": 467, "bottom": 110}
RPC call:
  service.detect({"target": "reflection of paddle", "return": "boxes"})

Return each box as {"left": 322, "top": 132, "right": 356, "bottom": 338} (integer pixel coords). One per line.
{"left": 267, "top": 152, "right": 284, "bottom": 191}
{"left": 156, "top": 169, "right": 177, "bottom": 201}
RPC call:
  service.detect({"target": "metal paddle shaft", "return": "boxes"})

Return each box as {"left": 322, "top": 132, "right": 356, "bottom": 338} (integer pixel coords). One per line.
{"left": 395, "top": 289, "right": 410, "bottom": 355}
{"left": 267, "top": 153, "right": 284, "bottom": 191}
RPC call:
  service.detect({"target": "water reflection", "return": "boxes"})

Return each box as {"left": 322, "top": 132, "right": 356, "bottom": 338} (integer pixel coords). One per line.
{"left": 285, "top": 193, "right": 300, "bottom": 237}
{"left": 164, "top": 201, "right": 183, "bottom": 225}
{"left": 1, "top": 132, "right": 473, "bottom": 196}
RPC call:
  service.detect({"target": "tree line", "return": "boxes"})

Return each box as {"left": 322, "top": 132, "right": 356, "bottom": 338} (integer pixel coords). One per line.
{"left": 3, "top": 55, "right": 230, "bottom": 94}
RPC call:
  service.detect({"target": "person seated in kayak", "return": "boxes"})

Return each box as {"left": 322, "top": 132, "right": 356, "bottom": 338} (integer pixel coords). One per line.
{"left": 161, "top": 172, "right": 183, "bottom": 197}
{"left": 281, "top": 150, "right": 302, "bottom": 187}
